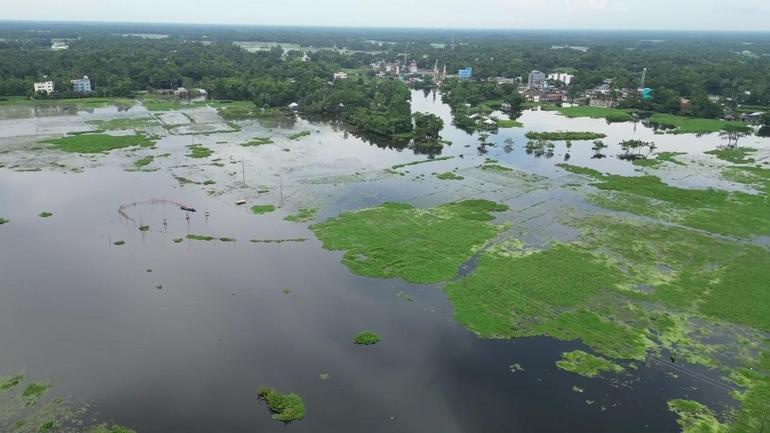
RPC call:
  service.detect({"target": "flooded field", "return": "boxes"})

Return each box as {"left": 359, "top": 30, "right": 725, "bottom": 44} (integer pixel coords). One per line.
{"left": 1, "top": 90, "right": 768, "bottom": 433}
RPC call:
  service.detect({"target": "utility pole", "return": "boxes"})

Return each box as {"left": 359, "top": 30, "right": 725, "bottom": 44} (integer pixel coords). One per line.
{"left": 241, "top": 157, "right": 246, "bottom": 185}
{"left": 279, "top": 174, "right": 284, "bottom": 208}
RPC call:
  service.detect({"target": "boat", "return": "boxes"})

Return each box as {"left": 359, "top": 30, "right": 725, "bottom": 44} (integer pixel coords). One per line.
{"left": 235, "top": 199, "right": 247, "bottom": 205}
{"left": 180, "top": 206, "right": 197, "bottom": 212}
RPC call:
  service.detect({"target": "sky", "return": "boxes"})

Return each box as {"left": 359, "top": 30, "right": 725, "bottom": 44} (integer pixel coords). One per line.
{"left": 3, "top": 0, "right": 770, "bottom": 31}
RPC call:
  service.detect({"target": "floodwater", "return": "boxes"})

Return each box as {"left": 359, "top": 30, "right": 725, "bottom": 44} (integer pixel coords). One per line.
{"left": 1, "top": 90, "right": 768, "bottom": 433}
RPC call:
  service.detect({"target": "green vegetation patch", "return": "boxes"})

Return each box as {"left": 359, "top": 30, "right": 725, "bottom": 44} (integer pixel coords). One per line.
{"left": 186, "top": 234, "right": 215, "bottom": 241}
{"left": 257, "top": 386, "right": 305, "bottom": 423}
{"left": 311, "top": 200, "right": 508, "bottom": 284}
{"left": 284, "top": 208, "right": 317, "bottom": 222}
{"left": 632, "top": 152, "right": 686, "bottom": 168}
{"left": 288, "top": 130, "right": 311, "bottom": 140}
{"left": 87, "top": 424, "right": 137, "bottom": 433}
{"left": 0, "top": 217, "right": 9, "bottom": 225}
{"left": 557, "top": 106, "right": 635, "bottom": 122}
{"left": 353, "top": 330, "right": 381, "bottom": 345}
{"left": 38, "top": 212, "right": 53, "bottom": 218}
{"left": 88, "top": 118, "right": 157, "bottom": 130}
{"left": 186, "top": 144, "right": 213, "bottom": 159}
{"left": 445, "top": 243, "right": 625, "bottom": 340}
{"left": 556, "top": 350, "right": 625, "bottom": 378}
{"left": 113, "top": 240, "right": 125, "bottom": 246}
{"left": 649, "top": 113, "right": 747, "bottom": 134}
{"left": 705, "top": 147, "right": 756, "bottom": 164}
{"left": 557, "top": 163, "right": 770, "bottom": 239}
{"left": 391, "top": 156, "right": 454, "bottom": 170}
{"left": 436, "top": 171, "right": 464, "bottom": 180}
{"left": 42, "top": 134, "right": 154, "bottom": 154}
{"left": 667, "top": 399, "right": 727, "bottom": 433}
{"left": 21, "top": 382, "right": 50, "bottom": 406}
{"left": 133, "top": 156, "right": 154, "bottom": 168}
{"left": 496, "top": 118, "right": 523, "bottom": 128}
{"left": 251, "top": 205, "right": 276, "bottom": 215}
{"left": 0, "top": 373, "right": 24, "bottom": 392}
{"left": 242, "top": 137, "right": 274, "bottom": 146}
{"left": 525, "top": 131, "right": 607, "bottom": 141}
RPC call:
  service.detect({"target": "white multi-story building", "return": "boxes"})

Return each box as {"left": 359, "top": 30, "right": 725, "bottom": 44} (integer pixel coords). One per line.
{"left": 33, "top": 81, "right": 55, "bottom": 95}
{"left": 547, "top": 72, "right": 574, "bottom": 86}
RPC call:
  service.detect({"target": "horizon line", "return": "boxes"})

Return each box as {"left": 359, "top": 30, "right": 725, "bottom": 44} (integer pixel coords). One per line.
{"left": 1, "top": 18, "right": 770, "bottom": 34}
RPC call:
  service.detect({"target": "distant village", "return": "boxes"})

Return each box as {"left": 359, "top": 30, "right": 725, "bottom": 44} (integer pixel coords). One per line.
{"left": 30, "top": 46, "right": 764, "bottom": 124}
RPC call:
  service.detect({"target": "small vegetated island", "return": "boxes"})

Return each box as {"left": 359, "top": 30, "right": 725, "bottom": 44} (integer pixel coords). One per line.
{"left": 257, "top": 386, "right": 305, "bottom": 423}
{"left": 525, "top": 131, "right": 607, "bottom": 141}
{"left": 353, "top": 331, "right": 381, "bottom": 345}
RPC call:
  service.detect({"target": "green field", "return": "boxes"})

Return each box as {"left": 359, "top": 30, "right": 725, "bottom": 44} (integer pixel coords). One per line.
{"left": 311, "top": 200, "right": 508, "bottom": 284}
{"left": 526, "top": 131, "right": 606, "bottom": 141}
{"left": 42, "top": 134, "right": 155, "bottom": 153}
{"left": 649, "top": 113, "right": 748, "bottom": 134}
{"left": 557, "top": 106, "right": 635, "bottom": 122}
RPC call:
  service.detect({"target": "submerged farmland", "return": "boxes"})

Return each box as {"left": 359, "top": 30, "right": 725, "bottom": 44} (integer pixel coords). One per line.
{"left": 0, "top": 90, "right": 768, "bottom": 433}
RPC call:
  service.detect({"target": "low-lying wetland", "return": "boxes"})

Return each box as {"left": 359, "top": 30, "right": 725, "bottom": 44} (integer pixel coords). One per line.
{"left": 1, "top": 90, "right": 768, "bottom": 433}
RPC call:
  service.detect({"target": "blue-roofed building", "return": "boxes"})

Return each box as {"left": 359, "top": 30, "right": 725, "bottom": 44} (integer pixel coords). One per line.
{"left": 458, "top": 67, "right": 473, "bottom": 80}
{"left": 71, "top": 75, "right": 92, "bottom": 94}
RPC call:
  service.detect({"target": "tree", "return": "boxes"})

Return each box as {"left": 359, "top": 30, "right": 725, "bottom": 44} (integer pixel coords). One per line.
{"left": 618, "top": 140, "right": 656, "bottom": 160}
{"left": 719, "top": 124, "right": 752, "bottom": 149}
{"left": 412, "top": 112, "right": 444, "bottom": 143}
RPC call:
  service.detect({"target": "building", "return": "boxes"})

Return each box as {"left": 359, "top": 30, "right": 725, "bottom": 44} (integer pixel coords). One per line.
{"left": 71, "top": 76, "right": 92, "bottom": 94}
{"left": 528, "top": 70, "right": 546, "bottom": 89}
{"left": 458, "top": 67, "right": 473, "bottom": 80}
{"left": 409, "top": 60, "right": 418, "bottom": 74}
{"left": 333, "top": 71, "right": 348, "bottom": 80}
{"left": 33, "top": 81, "right": 55, "bottom": 95}
{"left": 547, "top": 72, "right": 574, "bottom": 86}
{"left": 541, "top": 89, "right": 566, "bottom": 103}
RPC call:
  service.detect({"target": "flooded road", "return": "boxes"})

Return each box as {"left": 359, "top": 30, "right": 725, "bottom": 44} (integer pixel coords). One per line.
{"left": 1, "top": 91, "right": 766, "bottom": 433}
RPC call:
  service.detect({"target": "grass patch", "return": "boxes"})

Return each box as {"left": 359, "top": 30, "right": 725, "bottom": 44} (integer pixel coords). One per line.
{"left": 0, "top": 373, "right": 24, "bottom": 392}
{"left": 133, "top": 156, "right": 154, "bottom": 168}
{"left": 556, "top": 350, "right": 625, "bottom": 378}
{"left": 353, "top": 331, "right": 381, "bottom": 345}
{"left": 390, "top": 156, "right": 454, "bottom": 170}
{"left": 21, "top": 382, "right": 50, "bottom": 406}
{"left": 186, "top": 234, "right": 215, "bottom": 241}
{"left": 496, "top": 118, "right": 523, "bottom": 128}
{"left": 632, "top": 152, "right": 687, "bottom": 168}
{"left": 186, "top": 144, "right": 213, "bottom": 159}
{"left": 42, "top": 134, "right": 154, "bottom": 153}
{"left": 257, "top": 386, "right": 305, "bottom": 423}
{"left": 284, "top": 208, "right": 317, "bottom": 222}
{"left": 667, "top": 399, "right": 727, "bottom": 433}
{"left": 0, "top": 217, "right": 9, "bottom": 225}
{"left": 525, "top": 131, "right": 607, "bottom": 141}
{"left": 87, "top": 118, "right": 157, "bottom": 130}
{"left": 113, "top": 240, "right": 125, "bottom": 246}
{"left": 251, "top": 205, "right": 276, "bottom": 215}
{"left": 436, "top": 171, "right": 464, "bottom": 180}
{"left": 556, "top": 106, "right": 635, "bottom": 122}
{"left": 288, "top": 130, "right": 311, "bottom": 140}
{"left": 142, "top": 99, "right": 188, "bottom": 111}
{"left": 311, "top": 200, "right": 508, "bottom": 284}
{"left": 705, "top": 147, "right": 756, "bottom": 164}
{"left": 243, "top": 137, "right": 274, "bottom": 146}
{"left": 38, "top": 212, "right": 52, "bottom": 218}
{"left": 557, "top": 163, "right": 770, "bottom": 239}
{"left": 649, "top": 113, "right": 747, "bottom": 134}
{"left": 173, "top": 238, "right": 184, "bottom": 243}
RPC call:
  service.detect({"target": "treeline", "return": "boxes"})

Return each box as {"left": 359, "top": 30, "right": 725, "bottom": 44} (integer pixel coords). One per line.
{"left": 440, "top": 79, "right": 524, "bottom": 132}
